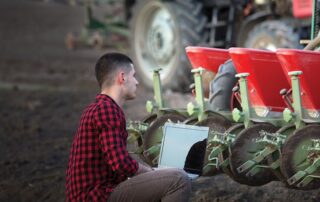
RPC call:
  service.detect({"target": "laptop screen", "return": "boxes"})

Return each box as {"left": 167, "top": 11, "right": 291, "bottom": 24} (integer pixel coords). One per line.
{"left": 158, "top": 123, "right": 209, "bottom": 176}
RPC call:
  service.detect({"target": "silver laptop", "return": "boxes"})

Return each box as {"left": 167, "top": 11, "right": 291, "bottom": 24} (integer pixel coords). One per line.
{"left": 157, "top": 122, "right": 209, "bottom": 178}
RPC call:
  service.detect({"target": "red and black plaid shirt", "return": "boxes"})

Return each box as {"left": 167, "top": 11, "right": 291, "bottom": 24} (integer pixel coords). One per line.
{"left": 66, "top": 94, "right": 138, "bottom": 201}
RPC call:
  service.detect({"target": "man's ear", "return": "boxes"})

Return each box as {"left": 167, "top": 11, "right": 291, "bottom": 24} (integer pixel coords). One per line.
{"left": 118, "top": 71, "right": 125, "bottom": 84}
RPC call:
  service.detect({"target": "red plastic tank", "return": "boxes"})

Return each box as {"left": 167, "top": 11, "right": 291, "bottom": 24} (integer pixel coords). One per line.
{"left": 292, "top": 0, "right": 313, "bottom": 18}
{"left": 185, "top": 46, "right": 230, "bottom": 73}
{"left": 276, "top": 49, "right": 320, "bottom": 111}
{"left": 229, "top": 48, "right": 290, "bottom": 112}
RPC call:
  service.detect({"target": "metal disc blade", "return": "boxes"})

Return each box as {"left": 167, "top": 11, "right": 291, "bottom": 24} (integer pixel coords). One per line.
{"left": 141, "top": 113, "right": 158, "bottom": 124}
{"left": 127, "top": 114, "right": 158, "bottom": 164}
{"left": 127, "top": 129, "right": 148, "bottom": 163}
{"left": 195, "top": 114, "right": 233, "bottom": 176}
{"left": 266, "top": 124, "right": 295, "bottom": 184}
{"left": 143, "top": 113, "right": 186, "bottom": 166}
{"left": 281, "top": 124, "right": 320, "bottom": 190}
{"left": 195, "top": 113, "right": 233, "bottom": 131}
{"left": 229, "top": 123, "right": 278, "bottom": 186}
{"left": 218, "top": 123, "right": 245, "bottom": 178}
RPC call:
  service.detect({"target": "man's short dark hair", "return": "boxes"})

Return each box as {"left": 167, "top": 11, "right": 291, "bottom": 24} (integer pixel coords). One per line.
{"left": 95, "top": 52, "right": 133, "bottom": 88}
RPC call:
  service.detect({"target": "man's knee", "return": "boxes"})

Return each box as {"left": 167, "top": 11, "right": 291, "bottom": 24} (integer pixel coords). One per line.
{"left": 166, "top": 168, "right": 191, "bottom": 188}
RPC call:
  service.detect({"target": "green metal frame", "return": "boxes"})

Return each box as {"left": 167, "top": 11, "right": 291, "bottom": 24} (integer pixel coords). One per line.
{"left": 232, "top": 73, "right": 252, "bottom": 128}
{"left": 232, "top": 72, "right": 285, "bottom": 128}
{"left": 187, "top": 68, "right": 208, "bottom": 122}
{"left": 231, "top": 71, "right": 291, "bottom": 177}
{"left": 283, "top": 71, "right": 305, "bottom": 129}
{"left": 287, "top": 138, "right": 320, "bottom": 187}
{"left": 124, "top": 0, "right": 320, "bottom": 185}
{"left": 146, "top": 69, "right": 165, "bottom": 113}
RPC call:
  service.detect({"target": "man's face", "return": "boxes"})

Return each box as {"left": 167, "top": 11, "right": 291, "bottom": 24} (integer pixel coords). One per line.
{"left": 123, "top": 64, "right": 139, "bottom": 100}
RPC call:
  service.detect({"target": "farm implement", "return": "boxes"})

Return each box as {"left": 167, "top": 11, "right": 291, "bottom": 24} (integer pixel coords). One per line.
{"left": 126, "top": 0, "right": 320, "bottom": 190}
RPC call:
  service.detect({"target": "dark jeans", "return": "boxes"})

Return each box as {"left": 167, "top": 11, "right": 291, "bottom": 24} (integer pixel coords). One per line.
{"left": 108, "top": 168, "right": 191, "bottom": 202}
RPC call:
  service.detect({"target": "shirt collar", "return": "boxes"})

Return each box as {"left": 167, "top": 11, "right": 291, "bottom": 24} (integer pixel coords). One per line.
{"left": 95, "top": 94, "right": 116, "bottom": 104}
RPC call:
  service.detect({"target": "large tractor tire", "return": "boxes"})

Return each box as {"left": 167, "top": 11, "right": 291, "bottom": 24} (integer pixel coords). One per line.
{"left": 208, "top": 59, "right": 238, "bottom": 111}
{"left": 244, "top": 20, "right": 301, "bottom": 51}
{"left": 129, "top": 0, "right": 207, "bottom": 92}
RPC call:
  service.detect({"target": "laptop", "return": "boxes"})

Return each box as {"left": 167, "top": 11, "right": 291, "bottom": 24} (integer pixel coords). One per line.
{"left": 156, "top": 122, "right": 209, "bottom": 179}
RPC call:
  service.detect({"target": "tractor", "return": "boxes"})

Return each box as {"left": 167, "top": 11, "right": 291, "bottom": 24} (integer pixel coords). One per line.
{"left": 67, "top": 0, "right": 313, "bottom": 92}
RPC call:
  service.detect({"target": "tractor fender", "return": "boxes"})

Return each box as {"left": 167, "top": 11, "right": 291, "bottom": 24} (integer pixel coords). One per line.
{"left": 124, "top": 0, "right": 175, "bottom": 20}
{"left": 236, "top": 11, "right": 273, "bottom": 47}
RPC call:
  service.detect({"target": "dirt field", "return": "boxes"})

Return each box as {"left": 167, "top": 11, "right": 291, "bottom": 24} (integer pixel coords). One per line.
{"left": 0, "top": 1, "right": 319, "bottom": 201}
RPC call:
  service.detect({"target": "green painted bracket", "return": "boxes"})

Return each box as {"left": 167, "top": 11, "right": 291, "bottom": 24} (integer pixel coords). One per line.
{"left": 289, "top": 139, "right": 320, "bottom": 187}
{"left": 303, "top": 139, "right": 320, "bottom": 151}
{"left": 127, "top": 130, "right": 140, "bottom": 144}
{"left": 269, "top": 159, "right": 280, "bottom": 170}
{"left": 209, "top": 146, "right": 225, "bottom": 160}
{"left": 143, "top": 144, "right": 161, "bottom": 160}
{"left": 187, "top": 68, "right": 208, "bottom": 121}
{"left": 202, "top": 163, "right": 218, "bottom": 174}
{"left": 234, "top": 73, "right": 253, "bottom": 128}
{"left": 232, "top": 108, "right": 244, "bottom": 122}
{"left": 256, "top": 131, "right": 287, "bottom": 147}
{"left": 287, "top": 71, "right": 305, "bottom": 129}
{"left": 283, "top": 108, "right": 294, "bottom": 123}
{"left": 246, "top": 164, "right": 270, "bottom": 177}
{"left": 246, "top": 166, "right": 262, "bottom": 177}
{"left": 187, "top": 102, "right": 198, "bottom": 117}
{"left": 146, "top": 69, "right": 165, "bottom": 113}
{"left": 237, "top": 146, "right": 276, "bottom": 174}
{"left": 207, "top": 131, "right": 236, "bottom": 157}
{"left": 297, "top": 173, "right": 320, "bottom": 187}
{"left": 288, "top": 158, "right": 320, "bottom": 186}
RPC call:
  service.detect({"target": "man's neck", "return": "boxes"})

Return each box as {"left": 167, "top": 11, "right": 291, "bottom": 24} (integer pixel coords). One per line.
{"left": 100, "top": 87, "right": 125, "bottom": 107}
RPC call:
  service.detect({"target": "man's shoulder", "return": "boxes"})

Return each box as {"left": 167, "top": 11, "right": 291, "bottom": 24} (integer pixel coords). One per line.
{"left": 94, "top": 99, "right": 124, "bottom": 118}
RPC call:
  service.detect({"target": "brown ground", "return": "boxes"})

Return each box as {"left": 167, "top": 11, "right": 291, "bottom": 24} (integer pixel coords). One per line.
{"left": 0, "top": 1, "right": 319, "bottom": 201}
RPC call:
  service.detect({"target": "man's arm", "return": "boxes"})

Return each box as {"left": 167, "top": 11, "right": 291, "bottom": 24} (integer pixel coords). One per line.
{"left": 96, "top": 105, "right": 139, "bottom": 178}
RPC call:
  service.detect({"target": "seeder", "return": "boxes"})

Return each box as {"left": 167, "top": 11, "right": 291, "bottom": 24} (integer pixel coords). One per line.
{"left": 126, "top": 0, "right": 320, "bottom": 190}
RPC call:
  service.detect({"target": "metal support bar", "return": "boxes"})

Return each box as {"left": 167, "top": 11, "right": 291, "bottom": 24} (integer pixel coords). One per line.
{"left": 246, "top": 166, "right": 262, "bottom": 177}
{"left": 269, "top": 159, "right": 280, "bottom": 170}
{"left": 153, "top": 69, "right": 164, "bottom": 109}
{"left": 209, "top": 145, "right": 225, "bottom": 160}
{"left": 237, "top": 146, "right": 276, "bottom": 173}
{"left": 288, "top": 71, "right": 305, "bottom": 129}
{"left": 143, "top": 144, "right": 161, "bottom": 159}
{"left": 146, "top": 69, "right": 165, "bottom": 113}
{"left": 194, "top": 68, "right": 206, "bottom": 121}
{"left": 298, "top": 174, "right": 320, "bottom": 187}
{"left": 127, "top": 131, "right": 140, "bottom": 143}
{"left": 288, "top": 158, "right": 320, "bottom": 186}
{"left": 233, "top": 73, "right": 252, "bottom": 128}
{"left": 187, "top": 68, "right": 208, "bottom": 121}
{"left": 257, "top": 130, "right": 286, "bottom": 147}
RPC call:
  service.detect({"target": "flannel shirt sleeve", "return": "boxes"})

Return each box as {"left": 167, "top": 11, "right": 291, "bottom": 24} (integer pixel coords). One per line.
{"left": 95, "top": 104, "right": 138, "bottom": 179}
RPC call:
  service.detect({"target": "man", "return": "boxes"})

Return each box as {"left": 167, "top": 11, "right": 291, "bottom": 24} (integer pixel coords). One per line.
{"left": 66, "top": 53, "right": 191, "bottom": 201}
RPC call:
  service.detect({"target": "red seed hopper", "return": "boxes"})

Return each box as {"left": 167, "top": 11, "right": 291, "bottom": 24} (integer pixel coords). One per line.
{"left": 229, "top": 48, "right": 290, "bottom": 112}
{"left": 276, "top": 49, "right": 320, "bottom": 111}
{"left": 185, "top": 46, "right": 230, "bottom": 73}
